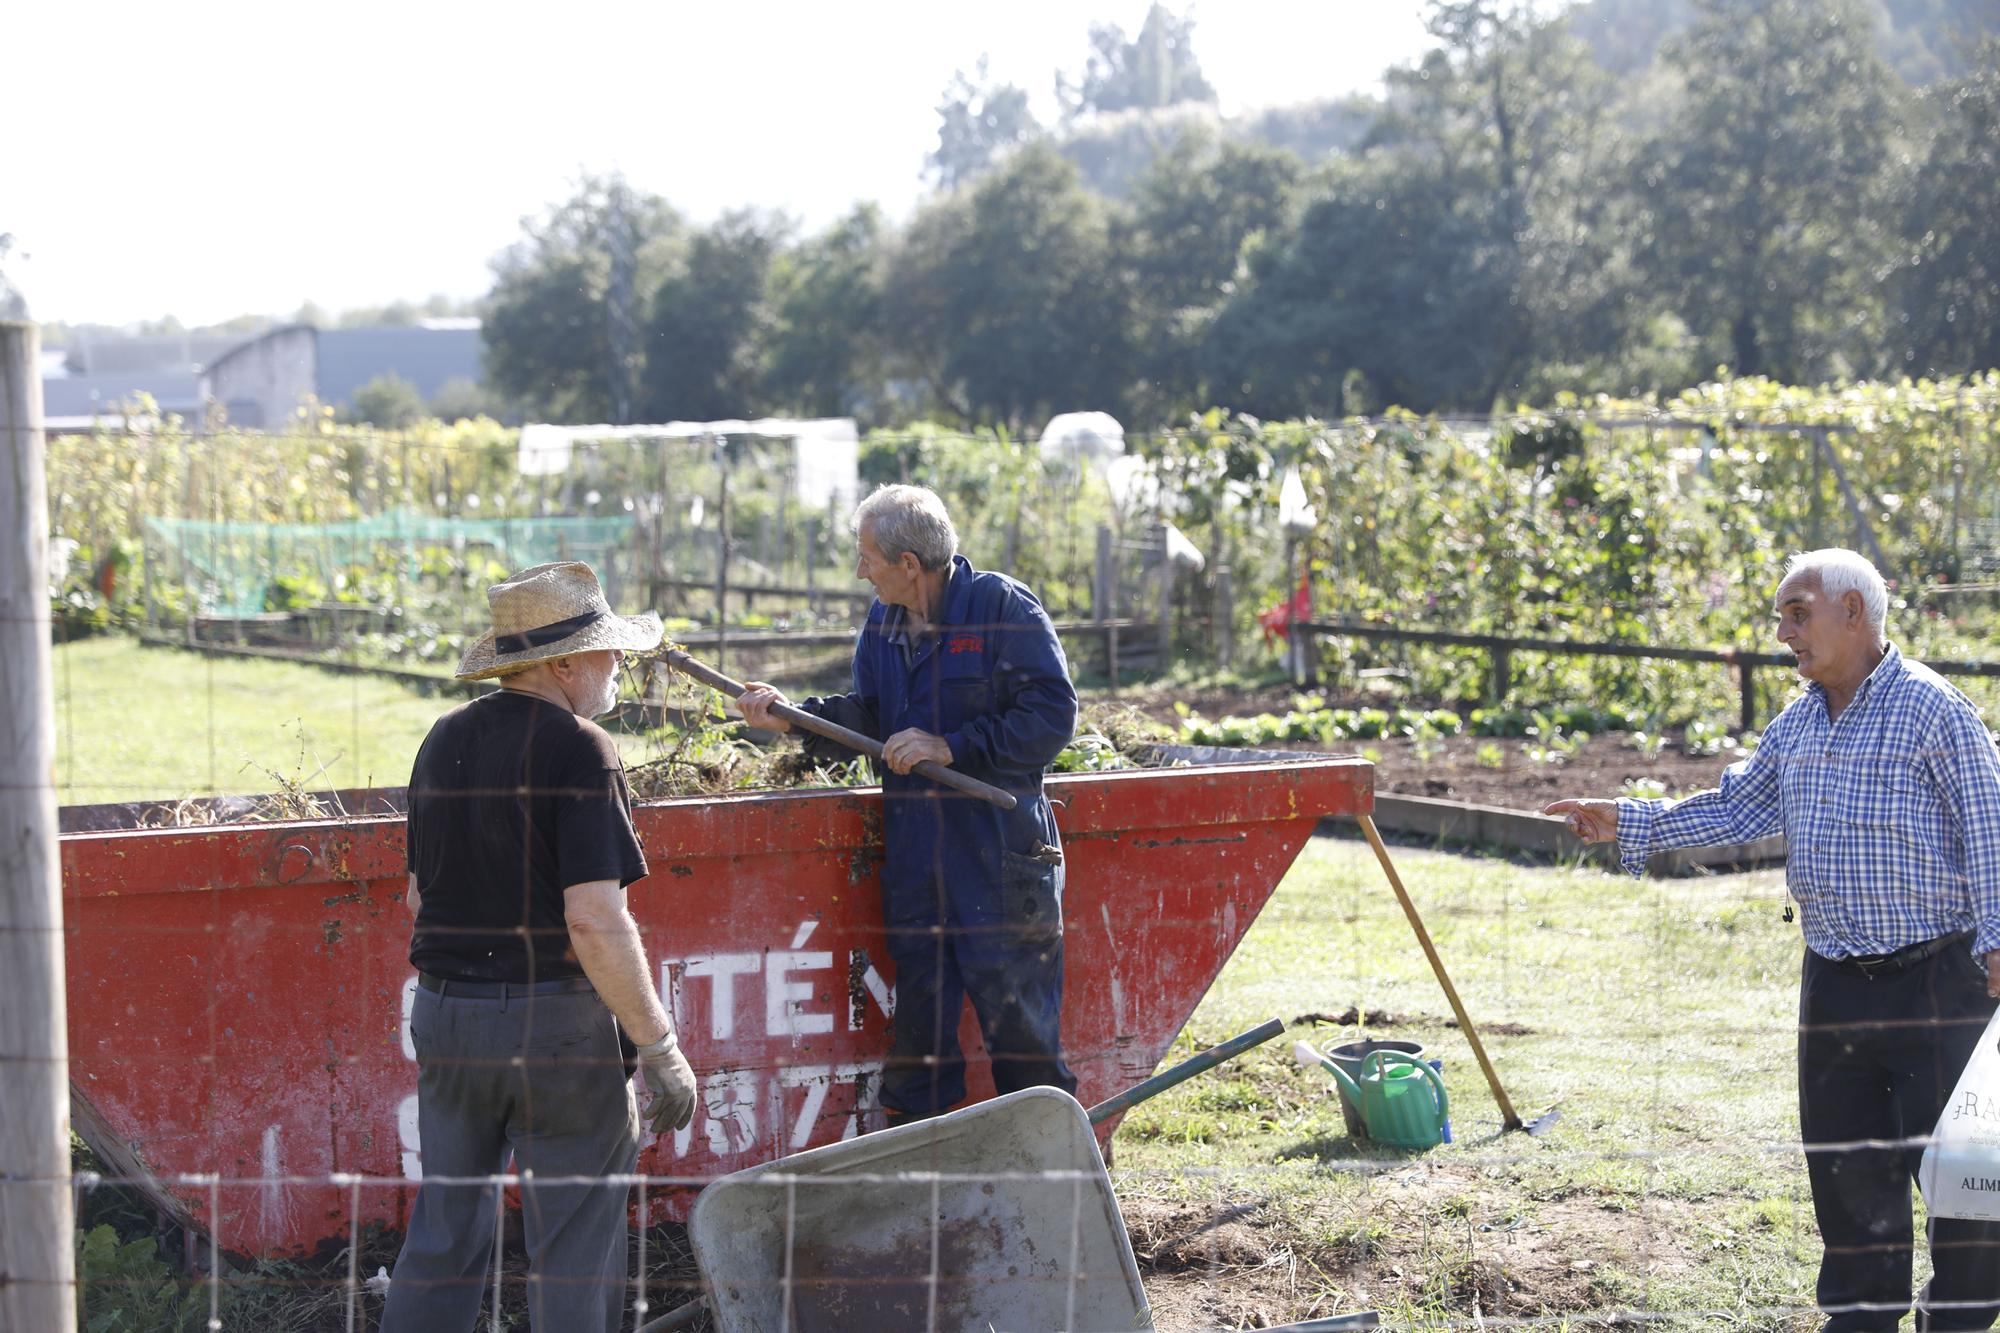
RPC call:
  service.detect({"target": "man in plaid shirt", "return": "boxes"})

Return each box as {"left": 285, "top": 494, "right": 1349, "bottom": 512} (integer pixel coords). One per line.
{"left": 1549, "top": 548, "right": 2000, "bottom": 1332}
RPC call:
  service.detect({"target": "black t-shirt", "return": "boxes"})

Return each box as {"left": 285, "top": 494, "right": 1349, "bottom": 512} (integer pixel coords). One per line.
{"left": 405, "top": 691, "right": 647, "bottom": 983}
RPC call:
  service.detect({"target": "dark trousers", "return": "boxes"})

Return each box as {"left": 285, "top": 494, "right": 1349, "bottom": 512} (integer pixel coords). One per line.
{"left": 381, "top": 985, "right": 638, "bottom": 1333}
{"left": 881, "top": 882, "right": 1078, "bottom": 1117}
{"left": 1800, "top": 944, "right": 2000, "bottom": 1332}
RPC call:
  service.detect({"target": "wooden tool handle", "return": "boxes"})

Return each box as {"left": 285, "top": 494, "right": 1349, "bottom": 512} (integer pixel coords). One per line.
{"left": 661, "top": 648, "right": 1018, "bottom": 812}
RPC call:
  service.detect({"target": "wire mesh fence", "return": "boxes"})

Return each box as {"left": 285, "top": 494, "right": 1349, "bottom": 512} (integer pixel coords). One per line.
{"left": 13, "top": 385, "right": 2000, "bottom": 1330}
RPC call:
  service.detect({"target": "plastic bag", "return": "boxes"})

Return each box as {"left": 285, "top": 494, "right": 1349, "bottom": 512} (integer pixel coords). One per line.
{"left": 1919, "top": 1008, "right": 2000, "bottom": 1220}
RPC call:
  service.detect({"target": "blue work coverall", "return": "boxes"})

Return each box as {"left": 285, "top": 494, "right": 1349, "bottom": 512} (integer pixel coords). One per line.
{"left": 802, "top": 555, "right": 1080, "bottom": 1117}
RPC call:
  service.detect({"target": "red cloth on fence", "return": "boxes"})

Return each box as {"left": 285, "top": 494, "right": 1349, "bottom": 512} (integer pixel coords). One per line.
{"left": 1258, "top": 572, "right": 1312, "bottom": 646}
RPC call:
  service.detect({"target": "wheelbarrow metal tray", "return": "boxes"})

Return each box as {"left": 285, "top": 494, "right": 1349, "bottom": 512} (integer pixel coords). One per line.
{"left": 59, "top": 757, "right": 1371, "bottom": 1254}
{"left": 690, "top": 1087, "right": 1150, "bottom": 1332}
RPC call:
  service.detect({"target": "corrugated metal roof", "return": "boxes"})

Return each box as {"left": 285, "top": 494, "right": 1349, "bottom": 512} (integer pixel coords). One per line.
{"left": 315, "top": 326, "right": 482, "bottom": 407}
{"left": 42, "top": 371, "right": 203, "bottom": 418}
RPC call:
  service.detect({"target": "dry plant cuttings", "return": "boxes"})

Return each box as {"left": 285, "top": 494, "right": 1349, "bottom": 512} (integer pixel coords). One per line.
{"left": 621, "top": 641, "right": 876, "bottom": 800}
{"left": 619, "top": 645, "right": 1173, "bottom": 798}
{"left": 142, "top": 719, "right": 354, "bottom": 828}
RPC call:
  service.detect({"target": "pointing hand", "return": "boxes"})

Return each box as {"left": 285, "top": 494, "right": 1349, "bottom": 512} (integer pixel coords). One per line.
{"left": 1542, "top": 798, "right": 1618, "bottom": 844}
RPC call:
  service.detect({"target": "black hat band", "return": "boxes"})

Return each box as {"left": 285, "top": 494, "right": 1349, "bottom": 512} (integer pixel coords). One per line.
{"left": 494, "top": 609, "right": 607, "bottom": 655}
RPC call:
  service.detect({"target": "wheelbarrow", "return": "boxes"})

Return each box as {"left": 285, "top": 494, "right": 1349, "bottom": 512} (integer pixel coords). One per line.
{"left": 644, "top": 1018, "right": 1346, "bottom": 1332}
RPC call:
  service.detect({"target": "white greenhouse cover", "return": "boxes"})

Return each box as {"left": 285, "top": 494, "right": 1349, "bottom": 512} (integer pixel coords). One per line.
{"left": 1037, "top": 411, "right": 1126, "bottom": 466}
{"left": 518, "top": 418, "right": 861, "bottom": 510}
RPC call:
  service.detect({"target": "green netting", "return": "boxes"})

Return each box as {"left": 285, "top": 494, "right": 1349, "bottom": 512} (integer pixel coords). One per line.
{"left": 144, "top": 507, "right": 637, "bottom": 616}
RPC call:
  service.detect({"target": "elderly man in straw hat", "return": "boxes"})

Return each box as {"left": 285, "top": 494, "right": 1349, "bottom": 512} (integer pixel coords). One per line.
{"left": 381, "top": 562, "right": 696, "bottom": 1333}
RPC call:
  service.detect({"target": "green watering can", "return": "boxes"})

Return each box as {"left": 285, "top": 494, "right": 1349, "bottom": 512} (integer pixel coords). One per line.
{"left": 1297, "top": 1042, "right": 1449, "bottom": 1150}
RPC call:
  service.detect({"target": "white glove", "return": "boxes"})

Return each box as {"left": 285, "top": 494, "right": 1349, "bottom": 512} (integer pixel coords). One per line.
{"left": 635, "top": 1028, "right": 697, "bottom": 1133}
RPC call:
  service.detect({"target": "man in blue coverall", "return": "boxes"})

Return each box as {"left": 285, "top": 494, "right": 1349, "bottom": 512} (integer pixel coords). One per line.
{"left": 737, "top": 483, "right": 1080, "bottom": 1122}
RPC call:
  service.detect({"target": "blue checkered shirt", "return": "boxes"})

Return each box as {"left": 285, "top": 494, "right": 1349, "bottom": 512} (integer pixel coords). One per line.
{"left": 1615, "top": 644, "right": 2000, "bottom": 961}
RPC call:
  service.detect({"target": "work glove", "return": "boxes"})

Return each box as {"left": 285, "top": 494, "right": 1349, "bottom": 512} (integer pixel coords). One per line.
{"left": 634, "top": 1028, "right": 697, "bottom": 1134}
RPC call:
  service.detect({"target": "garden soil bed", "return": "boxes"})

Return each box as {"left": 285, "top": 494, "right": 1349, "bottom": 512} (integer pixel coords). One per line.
{"left": 1115, "top": 682, "right": 1741, "bottom": 813}
{"left": 1351, "top": 731, "right": 1730, "bottom": 810}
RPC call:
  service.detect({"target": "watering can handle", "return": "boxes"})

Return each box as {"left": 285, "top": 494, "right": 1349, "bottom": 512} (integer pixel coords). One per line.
{"left": 1359, "top": 1050, "right": 1449, "bottom": 1130}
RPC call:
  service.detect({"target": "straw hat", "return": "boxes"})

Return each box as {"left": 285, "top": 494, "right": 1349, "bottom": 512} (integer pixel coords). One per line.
{"left": 454, "top": 561, "right": 663, "bottom": 681}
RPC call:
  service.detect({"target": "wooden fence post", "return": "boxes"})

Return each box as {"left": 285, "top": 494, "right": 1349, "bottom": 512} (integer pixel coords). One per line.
{"left": 1152, "top": 522, "right": 1173, "bottom": 675}
{"left": 713, "top": 437, "right": 730, "bottom": 678}
{"left": 1283, "top": 531, "right": 1301, "bottom": 686}
{"left": 1738, "top": 658, "right": 1757, "bottom": 733}
{"left": 803, "top": 515, "right": 818, "bottom": 617}
{"left": 1215, "top": 564, "right": 1233, "bottom": 673}
{"left": 1, "top": 321, "right": 77, "bottom": 1332}
{"left": 1093, "top": 525, "right": 1112, "bottom": 625}
{"left": 1095, "top": 526, "right": 1119, "bottom": 690}
{"left": 1488, "top": 644, "right": 1512, "bottom": 706}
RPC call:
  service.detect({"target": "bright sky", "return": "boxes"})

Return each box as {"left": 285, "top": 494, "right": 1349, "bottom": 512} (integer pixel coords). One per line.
{"left": 11, "top": 1, "right": 1433, "bottom": 327}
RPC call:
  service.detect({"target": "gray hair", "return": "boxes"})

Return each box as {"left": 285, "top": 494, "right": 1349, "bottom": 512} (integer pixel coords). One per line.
{"left": 855, "top": 484, "right": 958, "bottom": 572}
{"left": 1780, "top": 548, "right": 1888, "bottom": 637}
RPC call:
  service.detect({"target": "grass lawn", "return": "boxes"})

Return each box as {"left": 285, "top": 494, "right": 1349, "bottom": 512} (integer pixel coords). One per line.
{"left": 1113, "top": 836, "right": 1838, "bottom": 1331}
{"left": 49, "top": 636, "right": 666, "bottom": 805}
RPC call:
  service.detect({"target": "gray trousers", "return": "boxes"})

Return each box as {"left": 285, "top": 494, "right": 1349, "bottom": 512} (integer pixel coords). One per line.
{"left": 381, "top": 983, "right": 638, "bottom": 1332}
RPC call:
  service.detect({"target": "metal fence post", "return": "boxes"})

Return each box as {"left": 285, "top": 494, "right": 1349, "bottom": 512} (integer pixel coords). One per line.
{"left": 0, "top": 320, "right": 77, "bottom": 1332}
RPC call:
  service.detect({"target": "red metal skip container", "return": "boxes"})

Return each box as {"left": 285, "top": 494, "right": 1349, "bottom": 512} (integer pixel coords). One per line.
{"left": 61, "top": 758, "right": 1371, "bottom": 1256}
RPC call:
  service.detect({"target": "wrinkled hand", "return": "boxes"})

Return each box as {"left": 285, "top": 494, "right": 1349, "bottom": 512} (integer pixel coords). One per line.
{"left": 635, "top": 1029, "right": 696, "bottom": 1133}
{"left": 882, "top": 728, "right": 953, "bottom": 775}
{"left": 1542, "top": 798, "right": 1619, "bottom": 844}
{"left": 736, "top": 681, "right": 792, "bottom": 734}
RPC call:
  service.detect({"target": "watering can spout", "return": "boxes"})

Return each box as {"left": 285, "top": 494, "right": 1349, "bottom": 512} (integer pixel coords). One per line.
{"left": 1294, "top": 1040, "right": 1363, "bottom": 1102}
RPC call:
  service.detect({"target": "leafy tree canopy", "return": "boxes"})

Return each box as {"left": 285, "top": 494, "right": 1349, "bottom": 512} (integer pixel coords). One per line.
{"left": 928, "top": 59, "right": 1042, "bottom": 190}
{"left": 345, "top": 373, "right": 427, "bottom": 429}
{"left": 1058, "top": 3, "right": 1216, "bottom": 120}
{"left": 482, "top": 175, "right": 682, "bottom": 423}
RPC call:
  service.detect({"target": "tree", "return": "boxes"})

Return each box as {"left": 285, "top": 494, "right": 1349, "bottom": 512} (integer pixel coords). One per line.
{"left": 640, "top": 210, "right": 787, "bottom": 421}
{"left": 428, "top": 376, "right": 509, "bottom": 424}
{"left": 1202, "top": 152, "right": 1518, "bottom": 417}
{"left": 1200, "top": 1, "right": 1642, "bottom": 414}
{"left": 1371, "top": 2, "right": 1644, "bottom": 402}
{"left": 1895, "top": 38, "right": 2000, "bottom": 375}
{"left": 0, "top": 232, "right": 26, "bottom": 319}
{"left": 1640, "top": 0, "right": 1905, "bottom": 381}
{"left": 482, "top": 176, "right": 682, "bottom": 422}
{"left": 346, "top": 373, "right": 428, "bottom": 429}
{"left": 885, "top": 145, "right": 1131, "bottom": 429}
{"left": 764, "top": 205, "right": 889, "bottom": 420}
{"left": 336, "top": 296, "right": 477, "bottom": 329}
{"left": 927, "top": 59, "right": 1042, "bottom": 189}
{"left": 1059, "top": 3, "right": 1216, "bottom": 120}
{"left": 881, "top": 190, "right": 978, "bottom": 421}
{"left": 1120, "top": 130, "right": 1302, "bottom": 420}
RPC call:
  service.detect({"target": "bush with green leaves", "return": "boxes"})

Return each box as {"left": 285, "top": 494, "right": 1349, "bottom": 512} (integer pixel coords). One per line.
{"left": 75, "top": 1225, "right": 204, "bottom": 1333}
